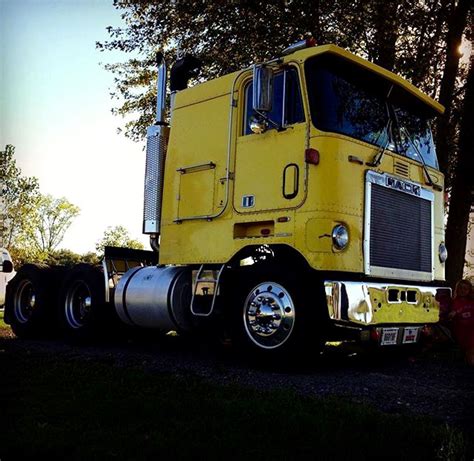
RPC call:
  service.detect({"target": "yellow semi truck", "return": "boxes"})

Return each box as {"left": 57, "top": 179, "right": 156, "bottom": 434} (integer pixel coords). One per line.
{"left": 5, "top": 41, "right": 450, "bottom": 356}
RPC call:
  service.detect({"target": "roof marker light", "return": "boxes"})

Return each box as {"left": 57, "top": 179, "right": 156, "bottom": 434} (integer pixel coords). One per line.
{"left": 282, "top": 37, "right": 317, "bottom": 56}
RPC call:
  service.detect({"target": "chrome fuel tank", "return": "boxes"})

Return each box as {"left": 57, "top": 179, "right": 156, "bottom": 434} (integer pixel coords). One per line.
{"left": 114, "top": 266, "right": 192, "bottom": 331}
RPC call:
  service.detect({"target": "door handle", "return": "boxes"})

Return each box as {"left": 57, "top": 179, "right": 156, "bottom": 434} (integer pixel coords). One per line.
{"left": 282, "top": 163, "right": 299, "bottom": 199}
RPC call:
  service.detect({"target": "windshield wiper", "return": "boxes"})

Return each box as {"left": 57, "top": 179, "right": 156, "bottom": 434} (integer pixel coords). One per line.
{"left": 399, "top": 126, "right": 442, "bottom": 191}
{"left": 367, "top": 86, "right": 394, "bottom": 167}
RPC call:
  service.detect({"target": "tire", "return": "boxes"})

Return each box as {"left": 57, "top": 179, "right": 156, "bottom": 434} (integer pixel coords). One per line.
{"left": 57, "top": 264, "right": 107, "bottom": 341}
{"left": 230, "top": 266, "right": 324, "bottom": 363}
{"left": 5, "top": 264, "right": 55, "bottom": 338}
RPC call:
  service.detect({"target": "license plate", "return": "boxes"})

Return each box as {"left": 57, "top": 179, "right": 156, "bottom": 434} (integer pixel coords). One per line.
{"left": 402, "top": 327, "right": 420, "bottom": 344}
{"left": 381, "top": 328, "right": 399, "bottom": 345}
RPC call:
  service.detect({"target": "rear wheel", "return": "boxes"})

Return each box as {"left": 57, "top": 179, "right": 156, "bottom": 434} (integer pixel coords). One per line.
{"left": 58, "top": 264, "right": 106, "bottom": 341}
{"left": 5, "top": 264, "right": 54, "bottom": 338}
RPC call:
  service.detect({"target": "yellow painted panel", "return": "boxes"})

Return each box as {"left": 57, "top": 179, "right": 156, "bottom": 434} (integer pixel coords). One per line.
{"left": 234, "top": 124, "right": 307, "bottom": 213}
{"left": 177, "top": 168, "right": 215, "bottom": 219}
{"left": 161, "top": 90, "right": 231, "bottom": 228}
{"left": 305, "top": 218, "right": 334, "bottom": 253}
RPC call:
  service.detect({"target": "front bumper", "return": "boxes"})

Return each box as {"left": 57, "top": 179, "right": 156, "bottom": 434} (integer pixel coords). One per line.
{"left": 324, "top": 280, "right": 450, "bottom": 326}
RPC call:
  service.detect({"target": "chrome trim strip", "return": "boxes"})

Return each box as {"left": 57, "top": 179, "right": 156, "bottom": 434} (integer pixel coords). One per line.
{"left": 364, "top": 176, "right": 372, "bottom": 276}
{"left": 177, "top": 162, "right": 216, "bottom": 174}
{"left": 368, "top": 266, "right": 433, "bottom": 282}
{"left": 431, "top": 198, "right": 435, "bottom": 274}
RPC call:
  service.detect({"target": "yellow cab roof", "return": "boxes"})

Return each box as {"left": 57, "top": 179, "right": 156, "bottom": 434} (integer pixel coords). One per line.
{"left": 175, "top": 44, "right": 444, "bottom": 114}
{"left": 287, "top": 44, "right": 444, "bottom": 114}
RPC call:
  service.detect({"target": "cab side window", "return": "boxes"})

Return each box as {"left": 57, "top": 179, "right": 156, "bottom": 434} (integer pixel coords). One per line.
{"left": 244, "top": 67, "right": 304, "bottom": 135}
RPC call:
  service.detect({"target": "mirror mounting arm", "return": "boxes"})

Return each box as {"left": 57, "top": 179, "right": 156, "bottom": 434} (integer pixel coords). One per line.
{"left": 254, "top": 110, "right": 285, "bottom": 132}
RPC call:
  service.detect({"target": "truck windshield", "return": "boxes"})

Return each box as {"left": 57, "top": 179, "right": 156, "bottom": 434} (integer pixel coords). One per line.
{"left": 305, "top": 54, "right": 439, "bottom": 169}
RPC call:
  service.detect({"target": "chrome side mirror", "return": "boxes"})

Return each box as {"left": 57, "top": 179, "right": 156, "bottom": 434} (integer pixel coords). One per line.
{"left": 252, "top": 64, "right": 273, "bottom": 113}
{"left": 249, "top": 115, "right": 268, "bottom": 134}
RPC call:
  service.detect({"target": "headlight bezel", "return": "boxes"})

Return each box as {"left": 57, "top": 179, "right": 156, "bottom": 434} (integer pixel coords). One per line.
{"left": 332, "top": 224, "right": 349, "bottom": 250}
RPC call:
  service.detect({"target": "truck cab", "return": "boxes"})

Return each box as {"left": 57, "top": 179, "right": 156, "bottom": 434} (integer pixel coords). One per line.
{"left": 140, "top": 43, "right": 449, "bottom": 351}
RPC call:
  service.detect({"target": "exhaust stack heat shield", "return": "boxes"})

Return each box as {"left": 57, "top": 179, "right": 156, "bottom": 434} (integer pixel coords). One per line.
{"left": 143, "top": 124, "right": 169, "bottom": 234}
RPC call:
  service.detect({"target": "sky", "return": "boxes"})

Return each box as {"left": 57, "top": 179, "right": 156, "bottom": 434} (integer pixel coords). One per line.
{"left": 1, "top": 0, "right": 149, "bottom": 253}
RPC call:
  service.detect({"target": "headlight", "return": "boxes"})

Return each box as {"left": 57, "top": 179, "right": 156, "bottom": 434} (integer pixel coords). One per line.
{"left": 439, "top": 243, "right": 448, "bottom": 263}
{"left": 332, "top": 224, "right": 349, "bottom": 250}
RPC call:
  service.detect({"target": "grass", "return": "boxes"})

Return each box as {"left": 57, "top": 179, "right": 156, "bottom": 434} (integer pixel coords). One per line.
{"left": 0, "top": 348, "right": 468, "bottom": 461}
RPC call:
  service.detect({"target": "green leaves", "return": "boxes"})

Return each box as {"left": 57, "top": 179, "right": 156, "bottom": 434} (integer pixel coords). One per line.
{"left": 95, "top": 225, "right": 144, "bottom": 256}
{"left": 28, "top": 195, "right": 80, "bottom": 254}
{"left": 97, "top": 1, "right": 465, "bottom": 142}
{"left": 1, "top": 145, "right": 81, "bottom": 265}
{"left": 1, "top": 145, "right": 40, "bottom": 250}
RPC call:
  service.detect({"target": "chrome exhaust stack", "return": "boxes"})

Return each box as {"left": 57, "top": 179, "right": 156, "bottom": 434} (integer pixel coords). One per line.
{"left": 143, "top": 52, "right": 169, "bottom": 247}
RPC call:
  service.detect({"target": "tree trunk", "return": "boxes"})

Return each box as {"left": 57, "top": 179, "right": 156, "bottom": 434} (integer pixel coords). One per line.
{"left": 372, "top": 0, "right": 398, "bottom": 71}
{"left": 445, "top": 53, "right": 474, "bottom": 286}
{"left": 435, "top": 0, "right": 471, "bottom": 176}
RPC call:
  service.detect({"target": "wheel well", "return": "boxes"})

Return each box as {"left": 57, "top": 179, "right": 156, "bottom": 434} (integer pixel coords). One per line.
{"left": 228, "top": 244, "right": 311, "bottom": 273}
{"left": 224, "top": 244, "right": 330, "bottom": 330}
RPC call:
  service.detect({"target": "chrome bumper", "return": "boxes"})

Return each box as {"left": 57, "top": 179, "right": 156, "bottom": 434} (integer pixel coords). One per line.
{"left": 324, "top": 281, "right": 450, "bottom": 326}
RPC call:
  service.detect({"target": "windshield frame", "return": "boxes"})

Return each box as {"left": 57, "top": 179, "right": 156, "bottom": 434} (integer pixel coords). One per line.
{"left": 304, "top": 54, "right": 439, "bottom": 170}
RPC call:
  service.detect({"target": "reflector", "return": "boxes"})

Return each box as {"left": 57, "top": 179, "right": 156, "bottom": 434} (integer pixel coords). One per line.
{"left": 305, "top": 148, "right": 320, "bottom": 165}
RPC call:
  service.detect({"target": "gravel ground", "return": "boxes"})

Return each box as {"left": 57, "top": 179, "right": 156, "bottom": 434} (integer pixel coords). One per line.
{"left": 1, "top": 327, "right": 473, "bottom": 434}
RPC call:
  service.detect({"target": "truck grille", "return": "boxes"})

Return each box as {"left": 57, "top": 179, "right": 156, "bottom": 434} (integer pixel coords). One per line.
{"left": 365, "top": 172, "right": 433, "bottom": 279}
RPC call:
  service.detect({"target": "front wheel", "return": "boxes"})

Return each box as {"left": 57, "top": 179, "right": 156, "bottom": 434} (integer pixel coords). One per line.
{"left": 242, "top": 281, "right": 296, "bottom": 350}
{"left": 231, "top": 268, "right": 323, "bottom": 362}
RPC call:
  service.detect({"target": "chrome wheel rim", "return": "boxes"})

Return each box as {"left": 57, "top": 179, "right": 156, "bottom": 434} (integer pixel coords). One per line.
{"left": 14, "top": 280, "right": 37, "bottom": 324}
{"left": 243, "top": 282, "right": 295, "bottom": 349}
{"left": 65, "top": 280, "right": 92, "bottom": 329}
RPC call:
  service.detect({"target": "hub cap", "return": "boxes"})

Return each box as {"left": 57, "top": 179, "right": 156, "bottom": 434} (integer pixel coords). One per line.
{"left": 243, "top": 282, "right": 295, "bottom": 349}
{"left": 14, "top": 280, "right": 37, "bottom": 324}
{"left": 65, "top": 280, "right": 92, "bottom": 329}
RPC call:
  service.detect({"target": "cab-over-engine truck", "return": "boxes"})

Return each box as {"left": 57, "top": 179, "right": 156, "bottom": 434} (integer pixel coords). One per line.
{"left": 5, "top": 40, "right": 451, "bottom": 358}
